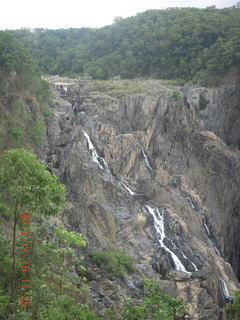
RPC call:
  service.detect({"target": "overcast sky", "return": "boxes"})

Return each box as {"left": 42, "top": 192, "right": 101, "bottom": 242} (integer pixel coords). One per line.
{"left": 1, "top": 0, "right": 236, "bottom": 30}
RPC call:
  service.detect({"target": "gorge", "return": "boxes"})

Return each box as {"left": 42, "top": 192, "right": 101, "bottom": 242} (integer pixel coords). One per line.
{"left": 40, "top": 78, "right": 240, "bottom": 319}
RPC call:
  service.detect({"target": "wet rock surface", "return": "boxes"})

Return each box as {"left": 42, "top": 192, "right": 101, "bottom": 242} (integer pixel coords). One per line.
{"left": 40, "top": 80, "right": 240, "bottom": 319}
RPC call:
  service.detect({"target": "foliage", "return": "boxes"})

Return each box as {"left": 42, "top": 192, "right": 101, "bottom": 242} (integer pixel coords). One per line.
{"left": 0, "top": 148, "right": 66, "bottom": 216}
{"left": 0, "top": 148, "right": 66, "bottom": 313}
{"left": 171, "top": 91, "right": 182, "bottom": 102}
{"left": 27, "top": 119, "right": 46, "bottom": 145}
{"left": 0, "top": 31, "right": 44, "bottom": 96}
{"left": 122, "top": 278, "right": 188, "bottom": 320}
{"left": 226, "top": 289, "right": 240, "bottom": 319}
{"left": 0, "top": 231, "right": 11, "bottom": 290}
{"left": 24, "top": 222, "right": 89, "bottom": 319}
{"left": 90, "top": 249, "right": 134, "bottom": 277}
{"left": 104, "top": 278, "right": 188, "bottom": 320}
{"left": 9, "top": 126, "right": 25, "bottom": 146}
{"left": 199, "top": 96, "right": 209, "bottom": 110}
{"left": 56, "top": 223, "right": 87, "bottom": 247}
{"left": 0, "top": 31, "right": 52, "bottom": 151}
{"left": 0, "top": 215, "right": 92, "bottom": 319}
{"left": 1, "top": 99, "right": 48, "bottom": 151}
{"left": 39, "top": 296, "right": 102, "bottom": 320}
{"left": 9, "top": 6, "right": 240, "bottom": 82}
{"left": 165, "top": 79, "right": 186, "bottom": 86}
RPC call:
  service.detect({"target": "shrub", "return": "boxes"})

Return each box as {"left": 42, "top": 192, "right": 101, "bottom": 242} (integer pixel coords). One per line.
{"left": 28, "top": 119, "right": 45, "bottom": 145}
{"left": 226, "top": 289, "right": 240, "bottom": 320}
{"left": 171, "top": 91, "right": 182, "bottom": 102}
{"left": 104, "top": 278, "right": 188, "bottom": 320}
{"left": 9, "top": 126, "right": 25, "bottom": 146}
{"left": 123, "top": 278, "right": 188, "bottom": 320}
{"left": 90, "top": 249, "right": 134, "bottom": 277}
{"left": 199, "top": 96, "right": 209, "bottom": 110}
{"left": 165, "top": 79, "right": 185, "bottom": 86}
{"left": 40, "top": 296, "right": 101, "bottom": 320}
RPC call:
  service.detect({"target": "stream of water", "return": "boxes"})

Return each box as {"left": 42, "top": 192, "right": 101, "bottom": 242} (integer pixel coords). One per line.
{"left": 146, "top": 205, "right": 189, "bottom": 273}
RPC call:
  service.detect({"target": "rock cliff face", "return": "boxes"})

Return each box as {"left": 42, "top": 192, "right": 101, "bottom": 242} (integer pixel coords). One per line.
{"left": 41, "top": 79, "right": 240, "bottom": 319}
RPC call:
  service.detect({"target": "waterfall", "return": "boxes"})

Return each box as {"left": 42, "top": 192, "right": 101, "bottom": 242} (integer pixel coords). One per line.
{"left": 219, "top": 278, "right": 233, "bottom": 302}
{"left": 181, "top": 250, "right": 198, "bottom": 271}
{"left": 186, "top": 197, "right": 195, "bottom": 209}
{"left": 83, "top": 130, "right": 109, "bottom": 171}
{"left": 142, "top": 149, "right": 153, "bottom": 171}
{"left": 146, "top": 205, "right": 189, "bottom": 273}
{"left": 119, "top": 182, "right": 136, "bottom": 195}
{"left": 169, "top": 238, "right": 198, "bottom": 271}
{"left": 214, "top": 246, "right": 221, "bottom": 256}
{"left": 201, "top": 215, "right": 221, "bottom": 255}
{"left": 202, "top": 215, "right": 211, "bottom": 238}
{"left": 185, "top": 195, "right": 221, "bottom": 256}
{"left": 63, "top": 86, "right": 68, "bottom": 95}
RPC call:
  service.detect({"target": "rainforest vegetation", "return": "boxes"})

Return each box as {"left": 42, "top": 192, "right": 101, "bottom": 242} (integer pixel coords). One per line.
{"left": 9, "top": 6, "right": 240, "bottom": 82}
{"left": 0, "top": 31, "right": 52, "bottom": 152}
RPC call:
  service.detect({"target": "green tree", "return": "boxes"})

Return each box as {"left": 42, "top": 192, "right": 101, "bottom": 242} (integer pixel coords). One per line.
{"left": 0, "top": 149, "right": 66, "bottom": 311}
{"left": 54, "top": 224, "right": 87, "bottom": 296}
{"left": 10, "top": 6, "right": 240, "bottom": 82}
{"left": 27, "top": 222, "right": 88, "bottom": 320}
{"left": 0, "top": 230, "right": 12, "bottom": 318}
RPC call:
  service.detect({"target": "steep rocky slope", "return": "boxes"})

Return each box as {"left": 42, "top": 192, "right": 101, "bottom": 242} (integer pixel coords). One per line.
{"left": 40, "top": 79, "right": 240, "bottom": 319}
{"left": 0, "top": 92, "right": 48, "bottom": 152}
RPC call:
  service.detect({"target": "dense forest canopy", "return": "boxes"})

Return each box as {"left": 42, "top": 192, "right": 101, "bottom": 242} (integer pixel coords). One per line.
{"left": 0, "top": 31, "right": 47, "bottom": 96}
{"left": 8, "top": 6, "right": 240, "bottom": 81}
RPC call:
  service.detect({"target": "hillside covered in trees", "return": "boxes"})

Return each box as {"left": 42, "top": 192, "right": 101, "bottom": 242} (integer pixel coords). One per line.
{"left": 0, "top": 31, "right": 51, "bottom": 152}
{"left": 9, "top": 6, "right": 240, "bottom": 82}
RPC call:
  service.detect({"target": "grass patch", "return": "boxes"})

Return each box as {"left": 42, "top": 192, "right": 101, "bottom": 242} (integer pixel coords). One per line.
{"left": 28, "top": 119, "right": 46, "bottom": 145}
{"left": 9, "top": 126, "right": 25, "bottom": 147}
{"left": 171, "top": 90, "right": 182, "bottom": 102}
{"left": 165, "top": 78, "right": 186, "bottom": 86}
{"left": 90, "top": 249, "right": 134, "bottom": 277}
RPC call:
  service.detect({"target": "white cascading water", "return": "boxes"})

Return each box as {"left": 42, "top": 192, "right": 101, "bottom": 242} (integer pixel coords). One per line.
{"left": 169, "top": 238, "right": 198, "bottom": 271}
{"left": 63, "top": 86, "right": 68, "bottom": 95}
{"left": 186, "top": 197, "right": 195, "bottom": 209}
{"left": 202, "top": 215, "right": 211, "bottom": 238}
{"left": 219, "top": 278, "right": 232, "bottom": 302}
{"left": 181, "top": 250, "right": 198, "bottom": 271}
{"left": 119, "top": 182, "right": 136, "bottom": 195}
{"left": 202, "top": 215, "right": 221, "bottom": 255}
{"left": 185, "top": 197, "right": 221, "bottom": 256}
{"left": 146, "top": 205, "right": 189, "bottom": 273}
{"left": 83, "top": 130, "right": 109, "bottom": 171}
{"left": 214, "top": 246, "right": 221, "bottom": 256}
{"left": 83, "top": 131, "right": 138, "bottom": 196}
{"left": 142, "top": 149, "right": 153, "bottom": 171}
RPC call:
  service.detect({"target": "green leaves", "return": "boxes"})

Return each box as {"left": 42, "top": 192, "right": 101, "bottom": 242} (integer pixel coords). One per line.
{"left": 0, "top": 31, "right": 40, "bottom": 96}
{"left": 56, "top": 224, "right": 87, "bottom": 247}
{"left": 0, "top": 148, "right": 66, "bottom": 216}
{"left": 9, "top": 6, "right": 240, "bottom": 81}
{"left": 122, "top": 278, "right": 188, "bottom": 320}
{"left": 226, "top": 289, "right": 240, "bottom": 319}
{"left": 90, "top": 249, "right": 134, "bottom": 277}
{"left": 104, "top": 278, "right": 188, "bottom": 320}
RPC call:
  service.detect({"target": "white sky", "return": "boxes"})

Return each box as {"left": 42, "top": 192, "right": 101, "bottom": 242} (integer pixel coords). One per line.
{"left": 1, "top": 0, "right": 237, "bottom": 30}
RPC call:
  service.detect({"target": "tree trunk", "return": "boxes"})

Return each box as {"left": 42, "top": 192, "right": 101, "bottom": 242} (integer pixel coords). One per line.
{"left": 11, "top": 203, "right": 19, "bottom": 307}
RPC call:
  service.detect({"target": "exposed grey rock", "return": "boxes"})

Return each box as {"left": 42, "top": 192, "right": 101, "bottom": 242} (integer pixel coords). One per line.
{"left": 40, "top": 79, "right": 240, "bottom": 320}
